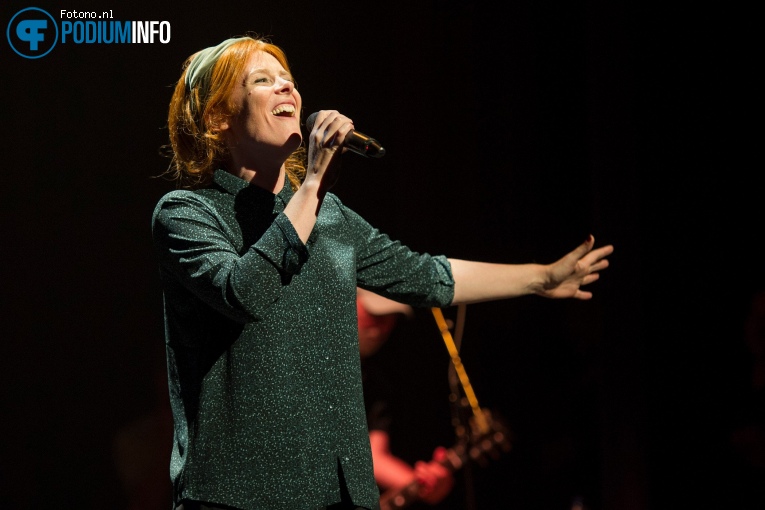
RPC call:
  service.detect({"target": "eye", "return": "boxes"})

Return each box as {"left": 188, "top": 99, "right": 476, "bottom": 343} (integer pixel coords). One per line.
{"left": 253, "top": 77, "right": 270, "bottom": 84}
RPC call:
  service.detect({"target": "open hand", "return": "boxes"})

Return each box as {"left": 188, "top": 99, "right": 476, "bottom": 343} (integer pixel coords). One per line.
{"left": 537, "top": 235, "right": 614, "bottom": 300}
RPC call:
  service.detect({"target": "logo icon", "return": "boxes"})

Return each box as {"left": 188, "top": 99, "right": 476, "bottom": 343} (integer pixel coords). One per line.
{"left": 7, "top": 7, "right": 58, "bottom": 59}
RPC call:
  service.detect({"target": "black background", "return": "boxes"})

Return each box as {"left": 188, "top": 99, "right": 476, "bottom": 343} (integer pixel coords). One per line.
{"left": 1, "top": 1, "right": 761, "bottom": 509}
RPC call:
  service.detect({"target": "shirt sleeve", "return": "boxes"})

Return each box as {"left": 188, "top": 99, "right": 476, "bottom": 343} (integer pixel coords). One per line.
{"left": 151, "top": 190, "right": 308, "bottom": 323}
{"left": 331, "top": 196, "right": 455, "bottom": 308}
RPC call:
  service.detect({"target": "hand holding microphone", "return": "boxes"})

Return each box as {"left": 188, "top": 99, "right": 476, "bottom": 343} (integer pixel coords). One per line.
{"left": 306, "top": 111, "right": 386, "bottom": 159}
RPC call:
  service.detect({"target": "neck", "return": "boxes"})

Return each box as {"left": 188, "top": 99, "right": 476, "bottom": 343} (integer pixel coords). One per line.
{"left": 226, "top": 156, "right": 286, "bottom": 193}
{"left": 238, "top": 167, "right": 286, "bottom": 193}
{"left": 226, "top": 142, "right": 298, "bottom": 194}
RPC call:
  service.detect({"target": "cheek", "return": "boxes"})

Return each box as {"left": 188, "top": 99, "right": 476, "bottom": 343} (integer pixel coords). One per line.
{"left": 238, "top": 105, "right": 272, "bottom": 138}
{"left": 294, "top": 89, "right": 302, "bottom": 114}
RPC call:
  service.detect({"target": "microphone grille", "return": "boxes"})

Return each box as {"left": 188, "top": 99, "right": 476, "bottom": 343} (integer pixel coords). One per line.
{"left": 305, "top": 112, "right": 319, "bottom": 132}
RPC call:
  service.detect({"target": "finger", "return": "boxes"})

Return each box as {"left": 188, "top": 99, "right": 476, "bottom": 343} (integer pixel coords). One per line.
{"left": 581, "top": 272, "right": 600, "bottom": 286}
{"left": 579, "top": 245, "right": 613, "bottom": 266}
{"left": 588, "top": 244, "right": 614, "bottom": 261}
{"left": 596, "top": 243, "right": 614, "bottom": 255}
{"left": 309, "top": 110, "right": 335, "bottom": 137}
{"left": 567, "top": 235, "right": 596, "bottom": 262}
{"left": 574, "top": 289, "right": 593, "bottom": 300}
{"left": 309, "top": 111, "right": 338, "bottom": 147}
{"left": 328, "top": 119, "right": 355, "bottom": 148}
{"left": 316, "top": 112, "right": 354, "bottom": 148}
{"left": 320, "top": 115, "right": 342, "bottom": 149}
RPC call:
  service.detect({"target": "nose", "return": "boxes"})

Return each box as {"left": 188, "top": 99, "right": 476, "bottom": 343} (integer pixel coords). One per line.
{"left": 275, "top": 77, "right": 294, "bottom": 94}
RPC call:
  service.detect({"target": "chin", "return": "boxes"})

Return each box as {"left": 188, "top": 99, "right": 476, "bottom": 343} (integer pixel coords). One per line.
{"left": 284, "top": 132, "right": 302, "bottom": 151}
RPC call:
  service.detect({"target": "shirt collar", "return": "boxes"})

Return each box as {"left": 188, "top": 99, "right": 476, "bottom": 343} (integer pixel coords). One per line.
{"left": 213, "top": 168, "right": 295, "bottom": 204}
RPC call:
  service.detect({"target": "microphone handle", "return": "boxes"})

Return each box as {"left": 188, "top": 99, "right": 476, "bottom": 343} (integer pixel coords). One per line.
{"left": 346, "top": 130, "right": 386, "bottom": 159}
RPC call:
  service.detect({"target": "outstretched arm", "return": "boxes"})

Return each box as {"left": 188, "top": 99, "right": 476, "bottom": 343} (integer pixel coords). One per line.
{"left": 449, "top": 235, "right": 613, "bottom": 305}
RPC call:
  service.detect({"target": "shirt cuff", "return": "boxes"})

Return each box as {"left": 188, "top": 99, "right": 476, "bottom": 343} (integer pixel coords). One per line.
{"left": 426, "top": 255, "right": 455, "bottom": 306}
{"left": 273, "top": 213, "right": 309, "bottom": 274}
{"left": 253, "top": 212, "right": 309, "bottom": 275}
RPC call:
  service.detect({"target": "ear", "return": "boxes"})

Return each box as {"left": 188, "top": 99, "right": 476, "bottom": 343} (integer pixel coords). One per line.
{"left": 205, "top": 108, "right": 230, "bottom": 133}
{"left": 217, "top": 118, "right": 230, "bottom": 132}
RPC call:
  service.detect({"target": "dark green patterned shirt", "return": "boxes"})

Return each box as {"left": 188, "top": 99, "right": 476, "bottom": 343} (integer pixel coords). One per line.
{"left": 151, "top": 169, "right": 454, "bottom": 510}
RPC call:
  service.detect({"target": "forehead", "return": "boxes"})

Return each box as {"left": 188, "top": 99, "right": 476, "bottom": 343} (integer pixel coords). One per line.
{"left": 243, "top": 50, "right": 288, "bottom": 74}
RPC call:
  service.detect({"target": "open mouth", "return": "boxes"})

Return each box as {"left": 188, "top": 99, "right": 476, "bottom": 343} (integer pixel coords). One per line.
{"left": 272, "top": 104, "right": 295, "bottom": 117}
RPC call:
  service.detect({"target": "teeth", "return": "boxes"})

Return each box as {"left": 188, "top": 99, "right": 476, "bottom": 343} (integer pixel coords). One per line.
{"left": 272, "top": 105, "right": 295, "bottom": 116}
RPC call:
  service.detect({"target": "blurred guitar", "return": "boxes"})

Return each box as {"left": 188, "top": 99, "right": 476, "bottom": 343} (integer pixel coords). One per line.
{"left": 379, "top": 409, "right": 512, "bottom": 510}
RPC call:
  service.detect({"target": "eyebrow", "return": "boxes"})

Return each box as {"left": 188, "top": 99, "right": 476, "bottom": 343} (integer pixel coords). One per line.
{"left": 246, "top": 67, "right": 293, "bottom": 79}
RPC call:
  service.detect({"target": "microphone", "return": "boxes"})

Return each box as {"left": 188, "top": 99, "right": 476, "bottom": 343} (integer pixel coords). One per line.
{"left": 305, "top": 112, "right": 386, "bottom": 158}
